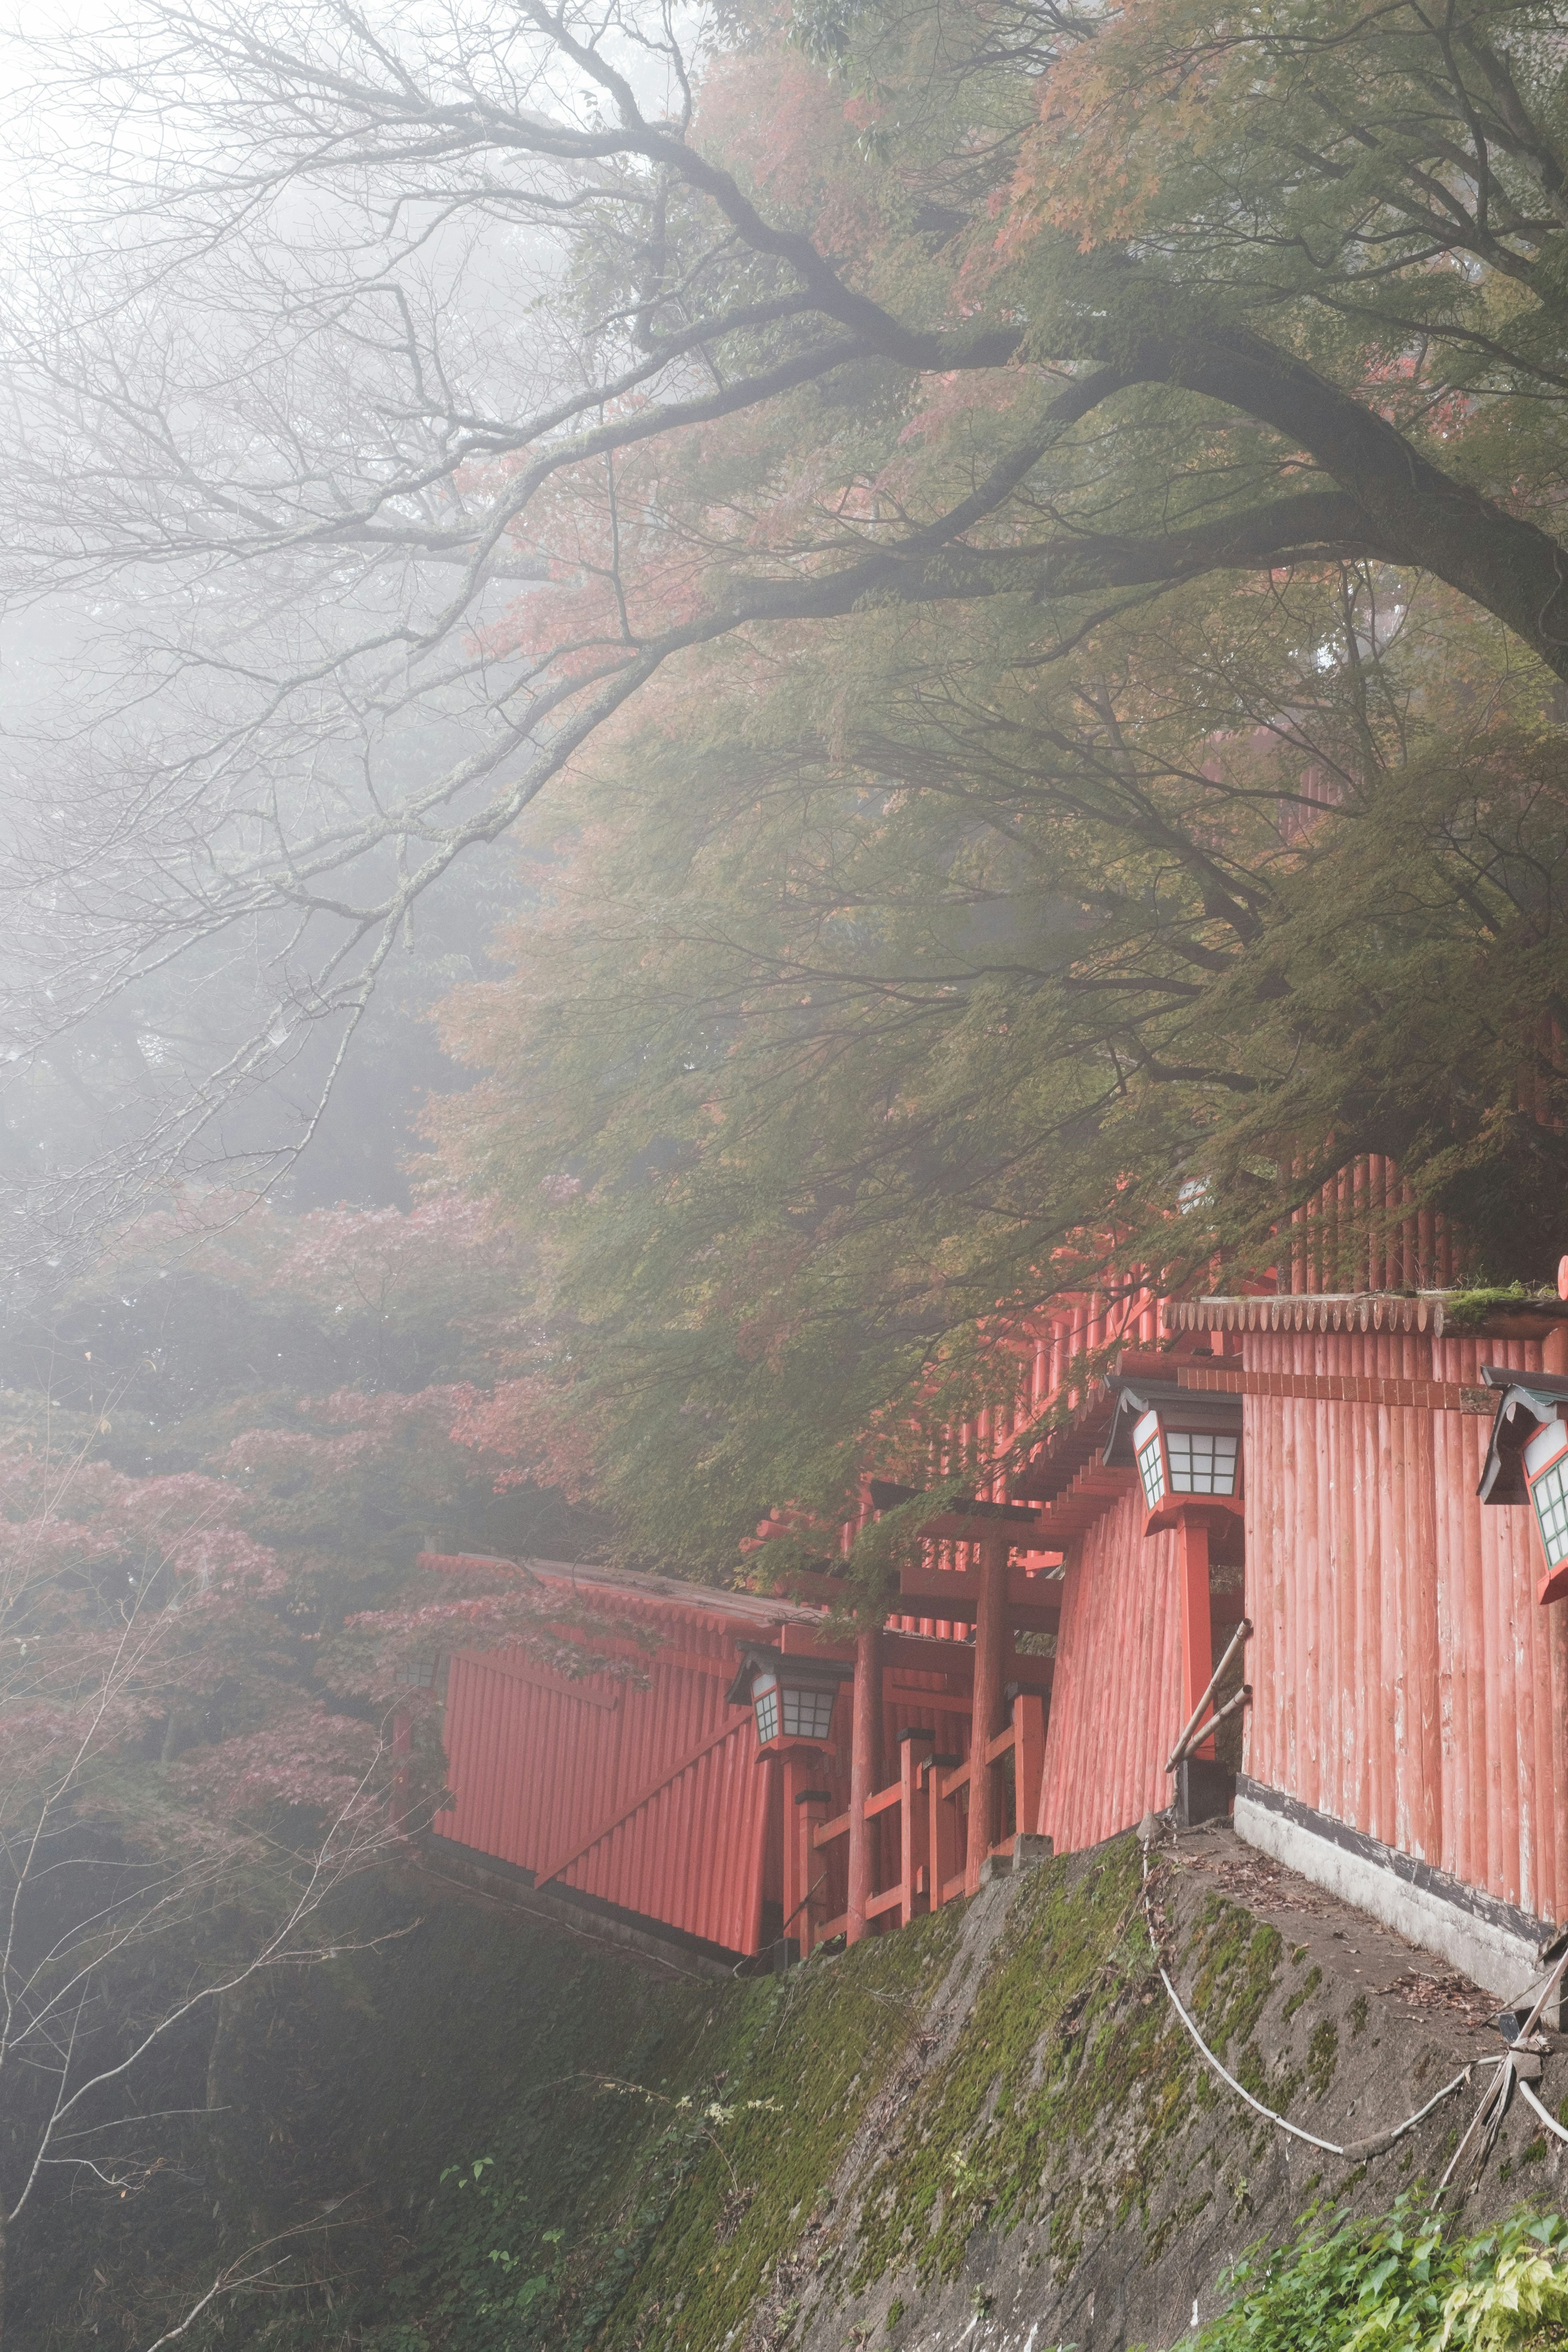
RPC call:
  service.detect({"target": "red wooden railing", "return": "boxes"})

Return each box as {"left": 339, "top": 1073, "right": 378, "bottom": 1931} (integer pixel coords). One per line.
{"left": 793, "top": 1692, "right": 1048, "bottom": 1951}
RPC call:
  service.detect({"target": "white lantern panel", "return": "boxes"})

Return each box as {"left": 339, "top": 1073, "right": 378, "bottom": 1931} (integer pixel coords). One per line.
{"left": 1134, "top": 1409, "right": 1165, "bottom": 1508}
{"left": 752, "top": 1673, "right": 780, "bottom": 1744}
{"left": 1167, "top": 1430, "right": 1238, "bottom": 1497}
{"left": 1525, "top": 1417, "right": 1568, "bottom": 1480}
{"left": 1531, "top": 1447, "right": 1568, "bottom": 1571}
{"left": 780, "top": 1686, "right": 836, "bottom": 1741}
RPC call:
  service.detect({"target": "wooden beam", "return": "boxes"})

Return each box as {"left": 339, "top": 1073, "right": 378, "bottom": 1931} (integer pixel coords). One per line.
{"left": 868, "top": 1478, "right": 1040, "bottom": 1526}
{"left": 754, "top": 1562, "right": 1060, "bottom": 1632}
{"left": 896, "top": 1566, "right": 1059, "bottom": 1617}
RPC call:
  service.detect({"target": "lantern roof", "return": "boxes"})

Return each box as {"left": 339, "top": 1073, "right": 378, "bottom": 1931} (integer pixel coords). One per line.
{"left": 1477, "top": 1368, "right": 1568, "bottom": 1506}
{"left": 723, "top": 1642, "right": 856, "bottom": 1711}
{"left": 1101, "top": 1377, "right": 1242, "bottom": 1468}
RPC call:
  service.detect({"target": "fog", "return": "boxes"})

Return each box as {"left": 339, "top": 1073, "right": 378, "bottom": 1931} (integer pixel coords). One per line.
{"left": 0, "top": 0, "right": 711, "bottom": 1277}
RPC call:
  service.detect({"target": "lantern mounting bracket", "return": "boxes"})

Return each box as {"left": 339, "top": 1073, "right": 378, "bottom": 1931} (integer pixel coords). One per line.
{"left": 1477, "top": 1367, "right": 1568, "bottom": 1506}
{"left": 1101, "top": 1379, "right": 1244, "bottom": 1463}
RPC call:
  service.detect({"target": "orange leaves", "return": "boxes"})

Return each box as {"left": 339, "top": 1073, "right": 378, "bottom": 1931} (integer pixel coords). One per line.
{"left": 695, "top": 47, "right": 889, "bottom": 263}
{"left": 988, "top": 0, "right": 1250, "bottom": 265}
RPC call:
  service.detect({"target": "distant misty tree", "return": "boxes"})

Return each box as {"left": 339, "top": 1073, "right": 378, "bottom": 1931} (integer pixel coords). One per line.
{"left": 0, "top": 1192, "right": 626, "bottom": 2339}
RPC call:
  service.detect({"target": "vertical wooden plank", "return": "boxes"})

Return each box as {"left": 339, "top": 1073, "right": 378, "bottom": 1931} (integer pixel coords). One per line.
{"left": 900, "top": 1728, "right": 934, "bottom": 1924}
{"left": 1011, "top": 1693, "right": 1046, "bottom": 1848}
{"left": 1176, "top": 1512, "right": 1215, "bottom": 1756}
{"left": 846, "top": 1620, "right": 885, "bottom": 1944}
{"left": 799, "top": 1787, "right": 832, "bottom": 1952}
{"left": 964, "top": 1535, "right": 1009, "bottom": 1892}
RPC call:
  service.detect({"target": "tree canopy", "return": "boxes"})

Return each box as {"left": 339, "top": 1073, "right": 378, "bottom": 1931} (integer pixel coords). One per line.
{"left": 1, "top": 0, "right": 1565, "bottom": 1557}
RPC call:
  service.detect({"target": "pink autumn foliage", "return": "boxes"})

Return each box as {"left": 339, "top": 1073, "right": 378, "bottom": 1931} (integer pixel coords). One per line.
{"left": 270, "top": 1196, "right": 503, "bottom": 1302}
{"left": 169, "top": 1699, "right": 380, "bottom": 1820}
{"left": 4, "top": 1192, "right": 616, "bottom": 1841}
{"left": 0, "top": 1434, "right": 292, "bottom": 1810}
{"left": 447, "top": 1377, "right": 601, "bottom": 1499}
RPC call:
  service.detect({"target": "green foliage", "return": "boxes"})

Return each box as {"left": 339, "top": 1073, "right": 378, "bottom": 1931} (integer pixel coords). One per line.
{"left": 1183, "top": 2202, "right": 1568, "bottom": 2352}
{"left": 420, "top": 2158, "right": 566, "bottom": 2345}
{"left": 394, "top": 0, "right": 1568, "bottom": 1578}
{"left": 439, "top": 588, "right": 1568, "bottom": 1570}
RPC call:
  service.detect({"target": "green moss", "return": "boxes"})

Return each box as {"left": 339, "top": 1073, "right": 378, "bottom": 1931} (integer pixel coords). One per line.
{"left": 1306, "top": 2021, "right": 1339, "bottom": 2098}
{"left": 1348, "top": 1994, "right": 1370, "bottom": 2038}
{"left": 1189, "top": 1902, "right": 1283, "bottom": 2056}
{"left": 1268, "top": 2061, "right": 1305, "bottom": 2115}
{"left": 592, "top": 1903, "right": 966, "bottom": 2352}
{"left": 1282, "top": 1966, "right": 1322, "bottom": 2022}
{"left": 841, "top": 1838, "right": 1199, "bottom": 2297}
{"left": 1438, "top": 1284, "right": 1552, "bottom": 1331}
{"left": 1145, "top": 2187, "right": 1214, "bottom": 2269}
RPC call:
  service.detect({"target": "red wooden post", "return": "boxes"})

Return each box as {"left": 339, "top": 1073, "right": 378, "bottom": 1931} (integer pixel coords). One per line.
{"left": 964, "top": 1533, "right": 1009, "bottom": 1895}
{"left": 929, "top": 1758, "right": 963, "bottom": 1907}
{"left": 796, "top": 1785, "right": 833, "bottom": 1953}
{"left": 898, "top": 1727, "right": 935, "bottom": 1925}
{"left": 1176, "top": 1511, "right": 1216, "bottom": 1760}
{"left": 780, "top": 1751, "right": 809, "bottom": 1949}
{"left": 1011, "top": 1690, "right": 1046, "bottom": 1842}
{"left": 846, "top": 1619, "right": 885, "bottom": 1944}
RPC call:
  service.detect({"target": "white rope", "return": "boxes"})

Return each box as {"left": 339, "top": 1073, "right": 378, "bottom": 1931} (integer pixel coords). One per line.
{"left": 1142, "top": 1846, "right": 1494, "bottom": 2163}
{"left": 1154, "top": 1959, "right": 1356, "bottom": 2152}
{"left": 1518, "top": 2078, "right": 1568, "bottom": 2147}
{"left": 1154, "top": 1957, "right": 1488, "bottom": 2157}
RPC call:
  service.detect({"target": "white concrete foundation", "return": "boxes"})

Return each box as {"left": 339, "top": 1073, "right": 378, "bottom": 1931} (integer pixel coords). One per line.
{"left": 1234, "top": 1789, "right": 1557, "bottom": 2016}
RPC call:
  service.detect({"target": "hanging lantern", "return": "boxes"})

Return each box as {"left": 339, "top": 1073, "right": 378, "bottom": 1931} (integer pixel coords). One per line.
{"left": 1479, "top": 1369, "right": 1568, "bottom": 1603}
{"left": 1105, "top": 1382, "right": 1244, "bottom": 1528}
{"left": 726, "top": 1645, "right": 851, "bottom": 1751}
{"left": 396, "top": 1652, "right": 450, "bottom": 1700}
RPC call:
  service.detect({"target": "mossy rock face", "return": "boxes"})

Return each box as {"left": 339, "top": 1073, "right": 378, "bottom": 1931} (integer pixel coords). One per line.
{"left": 21, "top": 1836, "right": 1548, "bottom": 2352}
{"left": 590, "top": 1905, "right": 967, "bottom": 2352}
{"left": 843, "top": 1840, "right": 1193, "bottom": 2297}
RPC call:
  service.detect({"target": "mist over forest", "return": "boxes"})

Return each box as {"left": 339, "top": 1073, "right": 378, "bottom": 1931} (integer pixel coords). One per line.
{"left": 1, "top": 0, "right": 1566, "bottom": 2339}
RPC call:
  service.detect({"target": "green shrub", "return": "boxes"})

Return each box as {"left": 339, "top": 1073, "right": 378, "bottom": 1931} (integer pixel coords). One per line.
{"left": 1185, "top": 2201, "right": 1568, "bottom": 2352}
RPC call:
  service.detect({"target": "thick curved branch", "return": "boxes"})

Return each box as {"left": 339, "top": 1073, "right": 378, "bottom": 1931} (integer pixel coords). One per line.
{"left": 721, "top": 486, "right": 1392, "bottom": 623}
{"left": 1072, "top": 305, "right": 1568, "bottom": 674}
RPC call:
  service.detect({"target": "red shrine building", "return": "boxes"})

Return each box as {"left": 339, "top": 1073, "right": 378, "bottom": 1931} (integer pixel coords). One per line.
{"left": 422, "top": 1183, "right": 1568, "bottom": 1997}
